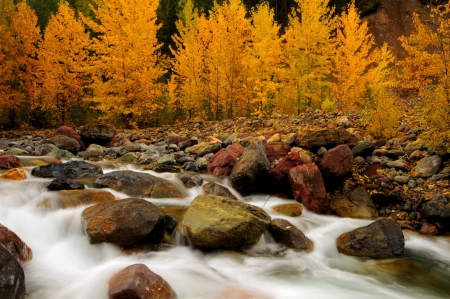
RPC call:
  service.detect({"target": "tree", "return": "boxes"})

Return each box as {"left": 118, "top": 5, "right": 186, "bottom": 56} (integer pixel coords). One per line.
{"left": 39, "top": 2, "right": 91, "bottom": 124}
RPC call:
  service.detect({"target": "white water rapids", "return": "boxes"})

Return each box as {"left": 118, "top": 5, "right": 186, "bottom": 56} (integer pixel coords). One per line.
{"left": 1, "top": 161, "right": 450, "bottom": 299}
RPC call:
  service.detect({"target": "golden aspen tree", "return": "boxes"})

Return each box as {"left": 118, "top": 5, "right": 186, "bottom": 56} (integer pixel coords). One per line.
{"left": 399, "top": 3, "right": 450, "bottom": 152}
{"left": 280, "top": 0, "right": 336, "bottom": 114}
{"left": 39, "top": 2, "right": 91, "bottom": 124}
{"left": 169, "top": 0, "right": 207, "bottom": 119}
{"left": 243, "top": 2, "right": 283, "bottom": 116}
{"left": 83, "top": 0, "right": 166, "bottom": 127}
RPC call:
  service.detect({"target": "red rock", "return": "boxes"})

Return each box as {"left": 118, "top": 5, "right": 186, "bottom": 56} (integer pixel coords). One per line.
{"left": 288, "top": 163, "right": 329, "bottom": 213}
{"left": 54, "top": 126, "right": 85, "bottom": 150}
{"left": 269, "top": 151, "right": 303, "bottom": 196}
{"left": 110, "top": 136, "right": 120, "bottom": 147}
{"left": 0, "top": 224, "right": 32, "bottom": 264}
{"left": 108, "top": 264, "right": 176, "bottom": 299}
{"left": 0, "top": 154, "right": 24, "bottom": 169}
{"left": 419, "top": 222, "right": 438, "bottom": 235}
{"left": 264, "top": 142, "right": 291, "bottom": 162}
{"left": 319, "top": 144, "right": 353, "bottom": 177}
{"left": 207, "top": 143, "right": 244, "bottom": 177}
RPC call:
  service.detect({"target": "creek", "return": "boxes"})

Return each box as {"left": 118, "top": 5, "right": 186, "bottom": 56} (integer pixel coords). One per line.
{"left": 1, "top": 160, "right": 450, "bottom": 299}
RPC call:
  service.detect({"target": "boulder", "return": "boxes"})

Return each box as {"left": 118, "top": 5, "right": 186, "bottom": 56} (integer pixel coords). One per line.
{"left": 319, "top": 144, "right": 353, "bottom": 178}
{"left": 420, "top": 193, "right": 450, "bottom": 227}
{"left": 263, "top": 142, "right": 291, "bottom": 162}
{"left": 229, "top": 139, "right": 270, "bottom": 196}
{"left": 202, "top": 182, "right": 238, "bottom": 200}
{"left": 0, "top": 244, "right": 26, "bottom": 299}
{"left": 268, "top": 219, "right": 313, "bottom": 251}
{"left": 414, "top": 155, "right": 442, "bottom": 178}
{"left": 288, "top": 163, "right": 328, "bottom": 213}
{"left": 119, "top": 143, "right": 142, "bottom": 156}
{"left": 0, "top": 154, "right": 24, "bottom": 169}
{"left": 79, "top": 123, "right": 116, "bottom": 146}
{"left": 336, "top": 219, "right": 405, "bottom": 259}
{"left": 207, "top": 143, "right": 244, "bottom": 177}
{"left": 82, "top": 198, "right": 164, "bottom": 246}
{"left": 54, "top": 126, "right": 85, "bottom": 150}
{"left": 108, "top": 264, "right": 176, "bottom": 299}
{"left": 84, "top": 144, "right": 104, "bottom": 160}
{"left": 268, "top": 151, "right": 303, "bottom": 195}
{"left": 40, "top": 190, "right": 115, "bottom": 210}
{"left": 0, "top": 224, "right": 32, "bottom": 263}
{"left": 271, "top": 203, "right": 303, "bottom": 217}
{"left": 178, "top": 171, "right": 203, "bottom": 188}
{"left": 49, "top": 135, "right": 80, "bottom": 154}
{"left": 35, "top": 143, "right": 58, "bottom": 156}
{"left": 0, "top": 168, "right": 27, "bottom": 181}
{"left": 185, "top": 141, "right": 222, "bottom": 157}
{"left": 295, "top": 128, "right": 358, "bottom": 149}
{"left": 95, "top": 170, "right": 185, "bottom": 198}
{"left": 46, "top": 178, "right": 85, "bottom": 191}
{"left": 31, "top": 161, "right": 103, "bottom": 179}
{"left": 330, "top": 187, "right": 378, "bottom": 219}
{"left": 182, "top": 195, "right": 270, "bottom": 250}
{"left": 351, "top": 139, "right": 375, "bottom": 157}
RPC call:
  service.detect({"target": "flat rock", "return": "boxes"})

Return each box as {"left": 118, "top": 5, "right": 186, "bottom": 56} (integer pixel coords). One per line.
{"left": 185, "top": 141, "right": 222, "bottom": 157}
{"left": 46, "top": 178, "right": 85, "bottom": 191}
{"left": 31, "top": 161, "right": 103, "bottom": 179}
{"left": 295, "top": 128, "right": 358, "bottom": 149}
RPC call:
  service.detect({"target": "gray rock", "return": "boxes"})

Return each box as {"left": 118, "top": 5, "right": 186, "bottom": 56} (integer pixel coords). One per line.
{"left": 178, "top": 171, "right": 203, "bottom": 188}
{"left": 31, "top": 161, "right": 103, "bottom": 179}
{"left": 352, "top": 139, "right": 375, "bottom": 157}
{"left": 414, "top": 155, "right": 442, "bottom": 178}
{"left": 35, "top": 144, "right": 58, "bottom": 156}
{"left": 385, "top": 160, "right": 410, "bottom": 171}
{"left": 393, "top": 175, "right": 411, "bottom": 184}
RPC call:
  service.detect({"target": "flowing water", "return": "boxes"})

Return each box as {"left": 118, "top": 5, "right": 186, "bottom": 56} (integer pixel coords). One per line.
{"left": 1, "top": 160, "right": 450, "bottom": 299}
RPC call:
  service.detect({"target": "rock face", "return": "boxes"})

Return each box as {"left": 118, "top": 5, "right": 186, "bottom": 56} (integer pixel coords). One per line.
{"left": 288, "top": 163, "right": 329, "bottom": 213}
{"left": 54, "top": 126, "right": 85, "bottom": 150}
{"left": 49, "top": 135, "right": 80, "bottom": 154}
{"left": 268, "top": 219, "right": 313, "bottom": 251}
{"left": 207, "top": 143, "right": 244, "bottom": 177}
{"left": 82, "top": 198, "right": 164, "bottom": 246}
{"left": 336, "top": 219, "right": 405, "bottom": 259}
{"left": 264, "top": 142, "right": 291, "bottom": 162}
{"left": 0, "top": 168, "right": 27, "bottom": 181}
{"left": 31, "top": 161, "right": 103, "bottom": 179}
{"left": 420, "top": 193, "right": 450, "bottom": 227}
{"left": 108, "top": 264, "right": 176, "bottom": 299}
{"left": 295, "top": 128, "right": 358, "bottom": 149}
{"left": 79, "top": 123, "right": 116, "bottom": 146}
{"left": 229, "top": 139, "right": 270, "bottom": 196}
{"left": 0, "top": 154, "right": 24, "bottom": 169}
{"left": 0, "top": 243, "right": 26, "bottom": 299}
{"left": 330, "top": 187, "right": 378, "bottom": 219}
{"left": 46, "top": 178, "right": 85, "bottom": 191}
{"left": 319, "top": 144, "right": 353, "bottom": 178}
{"left": 414, "top": 155, "right": 442, "bottom": 178}
{"left": 202, "top": 182, "right": 238, "bottom": 200}
{"left": 182, "top": 195, "right": 271, "bottom": 250}
{"left": 0, "top": 224, "right": 32, "bottom": 263}
{"left": 95, "top": 170, "right": 185, "bottom": 198}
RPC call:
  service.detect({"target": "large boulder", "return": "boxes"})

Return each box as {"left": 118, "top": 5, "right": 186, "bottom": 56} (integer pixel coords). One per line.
{"left": 336, "top": 219, "right": 405, "bottom": 259}
{"left": 49, "top": 135, "right": 80, "bottom": 154}
{"left": 319, "top": 144, "right": 353, "bottom": 178}
{"left": 95, "top": 170, "right": 185, "bottom": 198}
{"left": 82, "top": 198, "right": 164, "bottom": 246}
{"left": 330, "top": 187, "right": 378, "bottom": 219}
{"left": 264, "top": 142, "right": 291, "bottom": 162}
{"left": 185, "top": 141, "right": 222, "bottom": 157}
{"left": 54, "top": 126, "right": 85, "bottom": 150}
{"left": 295, "top": 128, "right": 358, "bottom": 149}
{"left": 229, "top": 139, "right": 270, "bottom": 196}
{"left": 108, "top": 264, "right": 176, "bottom": 299}
{"left": 0, "top": 224, "right": 32, "bottom": 263}
{"left": 288, "top": 163, "right": 328, "bottom": 213}
{"left": 0, "top": 243, "right": 26, "bottom": 299}
{"left": 268, "top": 151, "right": 303, "bottom": 196}
{"left": 202, "top": 182, "right": 238, "bottom": 200}
{"left": 420, "top": 193, "right": 450, "bottom": 228}
{"left": 31, "top": 161, "right": 103, "bottom": 179}
{"left": 268, "top": 219, "right": 313, "bottom": 251}
{"left": 79, "top": 123, "right": 116, "bottom": 146}
{"left": 414, "top": 155, "right": 442, "bottom": 178}
{"left": 182, "top": 195, "right": 270, "bottom": 250}
{"left": 0, "top": 154, "right": 24, "bottom": 169}
{"left": 207, "top": 143, "right": 244, "bottom": 177}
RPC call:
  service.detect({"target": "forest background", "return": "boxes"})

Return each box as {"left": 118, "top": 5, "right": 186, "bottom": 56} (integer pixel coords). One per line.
{"left": 1, "top": 0, "right": 450, "bottom": 151}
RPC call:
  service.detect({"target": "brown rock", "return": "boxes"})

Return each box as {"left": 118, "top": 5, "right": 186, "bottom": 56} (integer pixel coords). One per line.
{"left": 207, "top": 143, "right": 244, "bottom": 177}
{"left": 40, "top": 190, "right": 116, "bottom": 210}
{"left": 419, "top": 222, "right": 438, "bottom": 235}
{"left": 202, "top": 182, "right": 238, "bottom": 200}
{"left": 288, "top": 163, "right": 328, "bottom": 213}
{"left": 108, "top": 264, "right": 176, "bottom": 299}
{"left": 268, "top": 219, "right": 313, "bottom": 251}
{"left": 79, "top": 123, "right": 116, "bottom": 146}
{"left": 271, "top": 203, "right": 303, "bottom": 217}
{"left": 54, "top": 126, "right": 85, "bottom": 150}
{"left": 0, "top": 224, "right": 32, "bottom": 263}
{"left": 0, "top": 168, "right": 27, "bottom": 181}
{"left": 295, "top": 128, "right": 358, "bottom": 149}
{"left": 185, "top": 141, "right": 222, "bottom": 157}
{"left": 264, "top": 142, "right": 291, "bottom": 162}
{"left": 319, "top": 144, "right": 353, "bottom": 178}
{"left": 49, "top": 135, "right": 81, "bottom": 154}
{"left": 167, "top": 134, "right": 188, "bottom": 145}
{"left": 330, "top": 187, "right": 378, "bottom": 219}
{"left": 0, "top": 154, "right": 24, "bottom": 169}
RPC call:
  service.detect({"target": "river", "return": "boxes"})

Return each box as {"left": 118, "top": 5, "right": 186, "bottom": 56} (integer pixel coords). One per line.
{"left": 1, "top": 160, "right": 450, "bottom": 299}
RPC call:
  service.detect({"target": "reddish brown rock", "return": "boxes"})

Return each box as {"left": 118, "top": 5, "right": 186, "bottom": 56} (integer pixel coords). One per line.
{"left": 54, "top": 126, "right": 85, "bottom": 150}
{"left": 0, "top": 168, "right": 27, "bottom": 181}
{"left": 263, "top": 142, "right": 291, "bottom": 162}
{"left": 0, "top": 224, "right": 32, "bottom": 264}
{"left": 207, "top": 143, "right": 244, "bottom": 177}
{"left": 419, "top": 222, "right": 438, "bottom": 235}
{"left": 268, "top": 219, "right": 313, "bottom": 251}
{"left": 268, "top": 151, "right": 303, "bottom": 196}
{"left": 108, "top": 264, "right": 176, "bottom": 299}
{"left": 319, "top": 144, "right": 353, "bottom": 178}
{"left": 288, "top": 163, "right": 328, "bottom": 213}
{"left": 0, "top": 154, "right": 24, "bottom": 169}
{"left": 167, "top": 134, "right": 188, "bottom": 145}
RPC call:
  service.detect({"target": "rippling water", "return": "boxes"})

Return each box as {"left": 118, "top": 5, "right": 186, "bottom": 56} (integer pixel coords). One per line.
{"left": 1, "top": 161, "right": 450, "bottom": 299}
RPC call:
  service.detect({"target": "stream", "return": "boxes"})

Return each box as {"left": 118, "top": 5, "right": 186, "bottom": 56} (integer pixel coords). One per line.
{"left": 1, "top": 160, "right": 450, "bottom": 299}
